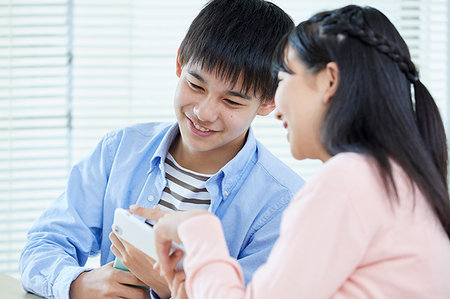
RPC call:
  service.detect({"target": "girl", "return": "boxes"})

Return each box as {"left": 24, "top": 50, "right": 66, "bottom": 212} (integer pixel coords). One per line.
{"left": 133, "top": 5, "right": 450, "bottom": 298}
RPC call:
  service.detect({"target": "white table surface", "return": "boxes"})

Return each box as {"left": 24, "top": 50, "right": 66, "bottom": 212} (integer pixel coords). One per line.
{"left": 0, "top": 273, "right": 43, "bottom": 298}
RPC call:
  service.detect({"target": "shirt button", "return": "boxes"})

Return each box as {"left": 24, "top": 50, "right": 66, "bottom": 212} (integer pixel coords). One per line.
{"left": 147, "top": 195, "right": 155, "bottom": 202}
{"left": 224, "top": 190, "right": 229, "bottom": 197}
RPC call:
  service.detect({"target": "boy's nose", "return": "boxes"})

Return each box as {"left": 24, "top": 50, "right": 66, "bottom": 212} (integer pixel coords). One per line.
{"left": 193, "top": 97, "right": 219, "bottom": 122}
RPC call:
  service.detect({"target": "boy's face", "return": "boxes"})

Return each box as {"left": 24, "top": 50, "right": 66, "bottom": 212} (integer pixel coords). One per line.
{"left": 173, "top": 60, "right": 275, "bottom": 160}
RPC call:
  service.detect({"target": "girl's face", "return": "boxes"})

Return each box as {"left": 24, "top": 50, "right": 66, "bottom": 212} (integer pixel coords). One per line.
{"left": 274, "top": 45, "right": 336, "bottom": 162}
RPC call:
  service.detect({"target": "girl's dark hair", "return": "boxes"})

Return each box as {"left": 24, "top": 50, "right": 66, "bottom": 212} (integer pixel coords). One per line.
{"left": 274, "top": 5, "right": 450, "bottom": 238}
{"left": 179, "top": 0, "right": 294, "bottom": 102}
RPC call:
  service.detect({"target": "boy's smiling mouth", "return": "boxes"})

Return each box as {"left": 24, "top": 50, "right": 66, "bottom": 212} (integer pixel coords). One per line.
{"left": 186, "top": 116, "right": 216, "bottom": 136}
{"left": 193, "top": 121, "right": 211, "bottom": 132}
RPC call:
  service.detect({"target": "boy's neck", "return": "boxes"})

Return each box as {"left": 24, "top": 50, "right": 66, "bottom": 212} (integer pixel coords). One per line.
{"left": 168, "top": 133, "right": 245, "bottom": 175}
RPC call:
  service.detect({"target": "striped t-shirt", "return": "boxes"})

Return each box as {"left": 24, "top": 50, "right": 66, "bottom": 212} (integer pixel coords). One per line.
{"left": 156, "top": 153, "right": 212, "bottom": 213}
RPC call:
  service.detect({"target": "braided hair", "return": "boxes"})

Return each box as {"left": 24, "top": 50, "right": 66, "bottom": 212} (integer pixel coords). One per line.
{"left": 274, "top": 5, "right": 450, "bottom": 238}
{"left": 315, "top": 7, "right": 420, "bottom": 83}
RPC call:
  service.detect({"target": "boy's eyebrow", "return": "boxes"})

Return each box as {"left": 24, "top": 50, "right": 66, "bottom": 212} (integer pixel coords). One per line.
{"left": 188, "top": 71, "right": 206, "bottom": 84}
{"left": 188, "top": 71, "right": 251, "bottom": 100}
{"left": 227, "top": 90, "right": 251, "bottom": 100}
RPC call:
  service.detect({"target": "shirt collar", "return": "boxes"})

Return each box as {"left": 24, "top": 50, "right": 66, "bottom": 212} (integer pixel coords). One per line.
{"left": 211, "top": 127, "right": 257, "bottom": 200}
{"left": 147, "top": 122, "right": 180, "bottom": 173}
{"left": 219, "top": 127, "right": 256, "bottom": 177}
{"left": 147, "top": 123, "right": 257, "bottom": 200}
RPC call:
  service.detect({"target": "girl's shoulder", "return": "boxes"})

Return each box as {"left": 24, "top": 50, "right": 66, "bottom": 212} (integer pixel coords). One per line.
{"left": 313, "top": 152, "right": 383, "bottom": 187}
{"left": 306, "top": 152, "right": 415, "bottom": 209}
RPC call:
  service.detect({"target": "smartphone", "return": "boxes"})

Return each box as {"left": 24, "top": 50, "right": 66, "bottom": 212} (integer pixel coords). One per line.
{"left": 112, "top": 208, "right": 158, "bottom": 259}
{"left": 112, "top": 208, "right": 185, "bottom": 270}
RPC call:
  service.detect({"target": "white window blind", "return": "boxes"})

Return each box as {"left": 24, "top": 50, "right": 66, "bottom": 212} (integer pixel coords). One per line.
{"left": 1, "top": 0, "right": 448, "bottom": 277}
{"left": 0, "top": 0, "right": 70, "bottom": 276}
{"left": 71, "top": 0, "right": 203, "bottom": 161}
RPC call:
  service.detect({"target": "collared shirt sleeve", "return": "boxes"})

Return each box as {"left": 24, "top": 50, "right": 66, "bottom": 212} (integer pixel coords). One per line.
{"left": 233, "top": 192, "right": 291, "bottom": 284}
{"left": 19, "top": 133, "right": 115, "bottom": 299}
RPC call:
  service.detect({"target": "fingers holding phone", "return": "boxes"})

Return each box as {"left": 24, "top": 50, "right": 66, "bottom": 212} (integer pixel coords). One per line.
{"left": 69, "top": 261, "right": 150, "bottom": 299}
{"left": 109, "top": 212, "right": 171, "bottom": 297}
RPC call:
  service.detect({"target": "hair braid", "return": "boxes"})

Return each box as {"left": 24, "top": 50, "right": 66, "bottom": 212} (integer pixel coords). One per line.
{"left": 318, "top": 7, "right": 420, "bottom": 83}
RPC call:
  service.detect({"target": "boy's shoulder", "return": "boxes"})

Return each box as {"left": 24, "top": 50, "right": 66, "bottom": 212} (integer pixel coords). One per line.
{"left": 100, "top": 122, "right": 174, "bottom": 156}
{"left": 253, "top": 140, "right": 304, "bottom": 192}
{"left": 110, "top": 122, "right": 173, "bottom": 139}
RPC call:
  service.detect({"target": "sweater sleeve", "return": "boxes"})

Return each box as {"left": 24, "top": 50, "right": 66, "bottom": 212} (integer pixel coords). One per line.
{"left": 179, "top": 214, "right": 247, "bottom": 298}
{"left": 178, "top": 154, "right": 376, "bottom": 299}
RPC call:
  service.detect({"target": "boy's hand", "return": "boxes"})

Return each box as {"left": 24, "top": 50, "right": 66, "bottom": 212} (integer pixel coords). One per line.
{"left": 128, "top": 205, "right": 209, "bottom": 298}
{"left": 109, "top": 232, "right": 171, "bottom": 298}
{"left": 69, "top": 261, "right": 150, "bottom": 299}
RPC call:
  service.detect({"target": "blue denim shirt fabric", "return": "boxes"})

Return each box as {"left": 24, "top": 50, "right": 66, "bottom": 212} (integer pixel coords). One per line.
{"left": 19, "top": 122, "right": 304, "bottom": 299}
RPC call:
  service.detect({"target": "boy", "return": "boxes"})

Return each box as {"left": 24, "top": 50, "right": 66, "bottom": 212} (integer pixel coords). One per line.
{"left": 19, "top": 1, "right": 303, "bottom": 298}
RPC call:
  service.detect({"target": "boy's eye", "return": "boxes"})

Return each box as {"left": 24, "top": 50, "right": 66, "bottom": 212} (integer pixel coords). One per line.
{"left": 187, "top": 80, "right": 204, "bottom": 91}
{"left": 224, "top": 99, "right": 241, "bottom": 106}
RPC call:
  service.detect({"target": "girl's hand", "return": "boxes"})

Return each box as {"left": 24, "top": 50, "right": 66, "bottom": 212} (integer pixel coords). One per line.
{"left": 170, "top": 270, "right": 188, "bottom": 299}
{"left": 129, "top": 204, "right": 167, "bottom": 222}
{"left": 152, "top": 210, "right": 211, "bottom": 275}
{"left": 154, "top": 251, "right": 188, "bottom": 299}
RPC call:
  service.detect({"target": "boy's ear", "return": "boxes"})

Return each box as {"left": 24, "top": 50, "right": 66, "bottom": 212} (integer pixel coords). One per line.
{"left": 322, "top": 62, "right": 339, "bottom": 104}
{"left": 176, "top": 46, "right": 182, "bottom": 78}
{"left": 257, "top": 98, "right": 276, "bottom": 116}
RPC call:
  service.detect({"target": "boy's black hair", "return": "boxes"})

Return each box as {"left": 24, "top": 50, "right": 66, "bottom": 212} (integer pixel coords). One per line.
{"left": 179, "top": 0, "right": 294, "bottom": 102}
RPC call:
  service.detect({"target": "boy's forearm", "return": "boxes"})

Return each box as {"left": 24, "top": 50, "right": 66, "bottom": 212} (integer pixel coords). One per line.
{"left": 20, "top": 238, "right": 90, "bottom": 299}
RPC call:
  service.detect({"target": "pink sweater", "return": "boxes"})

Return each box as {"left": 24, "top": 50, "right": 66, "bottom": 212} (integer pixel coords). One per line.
{"left": 178, "top": 153, "right": 450, "bottom": 298}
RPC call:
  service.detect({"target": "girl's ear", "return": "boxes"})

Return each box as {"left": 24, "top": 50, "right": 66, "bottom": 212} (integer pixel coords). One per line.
{"left": 176, "top": 46, "right": 182, "bottom": 78}
{"left": 257, "top": 98, "right": 276, "bottom": 116}
{"left": 322, "top": 62, "right": 339, "bottom": 104}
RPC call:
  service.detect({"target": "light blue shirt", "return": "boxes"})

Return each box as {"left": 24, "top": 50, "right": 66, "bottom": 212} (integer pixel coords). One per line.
{"left": 19, "top": 122, "right": 304, "bottom": 299}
